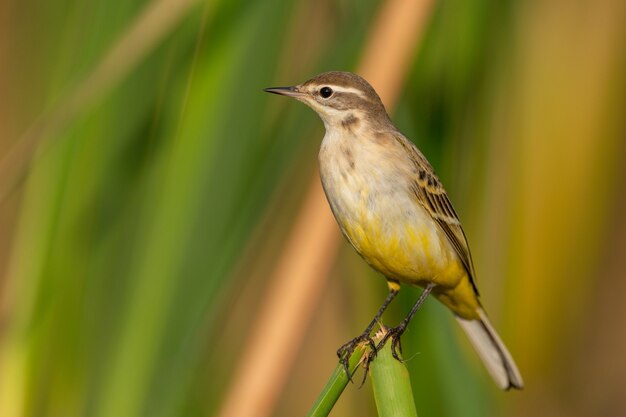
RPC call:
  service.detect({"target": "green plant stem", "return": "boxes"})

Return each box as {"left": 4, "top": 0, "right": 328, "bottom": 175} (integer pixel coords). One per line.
{"left": 308, "top": 329, "right": 419, "bottom": 417}
{"left": 307, "top": 345, "right": 365, "bottom": 417}
{"left": 370, "top": 332, "right": 418, "bottom": 417}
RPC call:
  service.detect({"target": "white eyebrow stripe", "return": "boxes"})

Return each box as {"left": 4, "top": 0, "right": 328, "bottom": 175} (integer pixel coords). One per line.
{"left": 326, "top": 86, "right": 366, "bottom": 98}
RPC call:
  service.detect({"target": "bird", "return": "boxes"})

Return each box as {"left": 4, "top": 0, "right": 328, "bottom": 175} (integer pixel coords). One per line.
{"left": 264, "top": 71, "right": 523, "bottom": 390}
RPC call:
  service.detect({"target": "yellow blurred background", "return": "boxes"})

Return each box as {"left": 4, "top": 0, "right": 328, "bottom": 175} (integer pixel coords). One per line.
{"left": 0, "top": 0, "right": 624, "bottom": 416}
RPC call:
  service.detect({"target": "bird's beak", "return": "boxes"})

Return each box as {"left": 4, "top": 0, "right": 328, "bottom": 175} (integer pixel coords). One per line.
{"left": 263, "top": 86, "right": 305, "bottom": 98}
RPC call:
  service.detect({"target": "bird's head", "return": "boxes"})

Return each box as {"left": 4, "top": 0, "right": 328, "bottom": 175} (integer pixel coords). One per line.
{"left": 264, "top": 71, "right": 392, "bottom": 131}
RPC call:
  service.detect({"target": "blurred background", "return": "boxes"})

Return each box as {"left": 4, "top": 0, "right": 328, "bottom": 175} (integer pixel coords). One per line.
{"left": 0, "top": 0, "right": 625, "bottom": 416}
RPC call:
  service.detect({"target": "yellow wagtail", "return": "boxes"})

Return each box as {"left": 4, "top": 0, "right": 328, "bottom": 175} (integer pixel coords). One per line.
{"left": 265, "top": 71, "right": 523, "bottom": 390}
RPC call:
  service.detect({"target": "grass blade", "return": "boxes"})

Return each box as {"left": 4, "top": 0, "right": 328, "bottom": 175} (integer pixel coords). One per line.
{"left": 307, "top": 345, "right": 366, "bottom": 417}
{"left": 370, "top": 330, "right": 419, "bottom": 417}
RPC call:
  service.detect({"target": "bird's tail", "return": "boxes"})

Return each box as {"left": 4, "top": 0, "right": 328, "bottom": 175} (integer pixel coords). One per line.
{"left": 455, "top": 308, "right": 524, "bottom": 390}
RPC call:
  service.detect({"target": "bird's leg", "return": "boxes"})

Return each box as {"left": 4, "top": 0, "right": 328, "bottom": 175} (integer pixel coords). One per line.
{"left": 375, "top": 283, "right": 435, "bottom": 361}
{"left": 337, "top": 286, "right": 399, "bottom": 381}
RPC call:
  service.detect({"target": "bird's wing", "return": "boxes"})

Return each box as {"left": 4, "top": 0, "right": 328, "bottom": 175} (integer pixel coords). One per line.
{"left": 393, "top": 132, "right": 479, "bottom": 296}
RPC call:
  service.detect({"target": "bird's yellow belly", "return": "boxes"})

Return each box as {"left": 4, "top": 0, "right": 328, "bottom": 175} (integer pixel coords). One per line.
{"left": 334, "top": 198, "right": 479, "bottom": 318}
{"left": 322, "top": 173, "right": 464, "bottom": 288}
{"left": 340, "top": 207, "right": 465, "bottom": 289}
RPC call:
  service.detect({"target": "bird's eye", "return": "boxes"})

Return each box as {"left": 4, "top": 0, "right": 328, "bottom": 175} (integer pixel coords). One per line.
{"left": 319, "top": 87, "right": 333, "bottom": 98}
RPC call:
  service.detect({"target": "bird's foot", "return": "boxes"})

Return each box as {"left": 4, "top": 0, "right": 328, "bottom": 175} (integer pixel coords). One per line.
{"left": 337, "top": 333, "right": 377, "bottom": 382}
{"left": 375, "top": 322, "right": 408, "bottom": 361}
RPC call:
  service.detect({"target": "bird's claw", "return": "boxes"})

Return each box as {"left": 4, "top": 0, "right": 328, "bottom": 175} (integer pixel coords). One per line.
{"left": 376, "top": 323, "right": 408, "bottom": 362}
{"left": 337, "top": 334, "right": 377, "bottom": 382}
